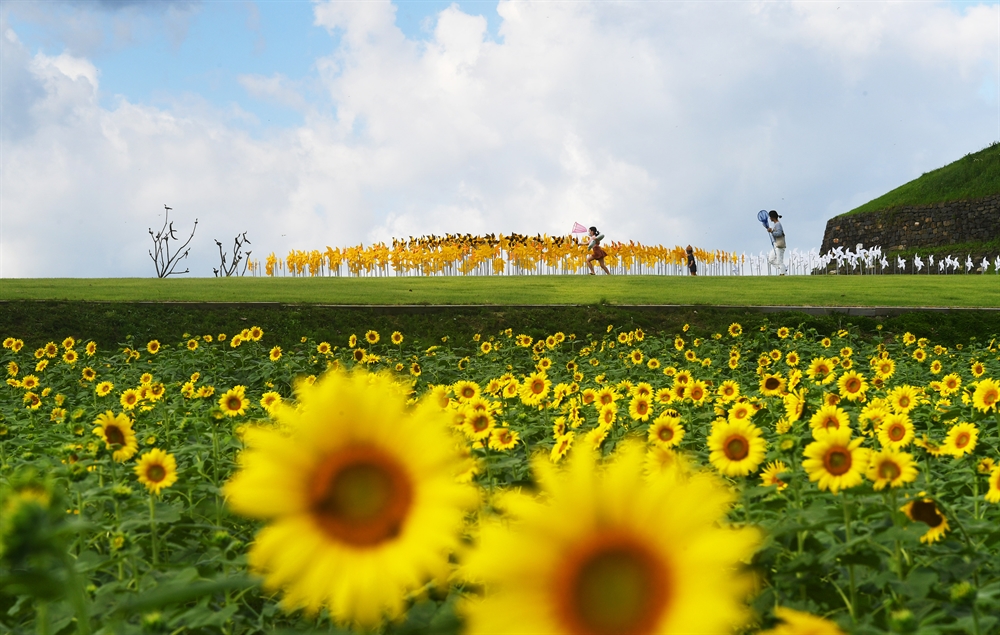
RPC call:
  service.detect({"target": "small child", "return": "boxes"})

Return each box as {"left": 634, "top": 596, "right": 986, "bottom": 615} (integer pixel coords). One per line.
{"left": 686, "top": 245, "right": 697, "bottom": 276}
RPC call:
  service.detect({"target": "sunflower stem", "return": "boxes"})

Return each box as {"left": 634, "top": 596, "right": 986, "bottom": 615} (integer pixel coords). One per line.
{"left": 149, "top": 494, "right": 159, "bottom": 568}
{"left": 842, "top": 495, "right": 857, "bottom": 624}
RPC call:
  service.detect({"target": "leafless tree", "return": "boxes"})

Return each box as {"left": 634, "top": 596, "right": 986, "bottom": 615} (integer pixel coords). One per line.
{"left": 149, "top": 205, "right": 198, "bottom": 278}
{"left": 213, "top": 232, "right": 252, "bottom": 277}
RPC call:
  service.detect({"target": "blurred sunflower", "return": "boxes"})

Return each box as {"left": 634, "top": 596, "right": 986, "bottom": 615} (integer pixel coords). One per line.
{"left": 224, "top": 370, "right": 476, "bottom": 625}
{"left": 365, "top": 330, "right": 380, "bottom": 344}
{"left": 728, "top": 323, "right": 742, "bottom": 337}
{"left": 759, "top": 607, "right": 845, "bottom": 635}
{"left": 463, "top": 443, "right": 758, "bottom": 635}
{"left": 146, "top": 340, "right": 160, "bottom": 354}
{"left": 269, "top": 346, "right": 282, "bottom": 361}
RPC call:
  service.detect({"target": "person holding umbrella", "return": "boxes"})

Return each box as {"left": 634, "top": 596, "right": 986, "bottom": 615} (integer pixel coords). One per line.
{"left": 765, "top": 210, "right": 787, "bottom": 275}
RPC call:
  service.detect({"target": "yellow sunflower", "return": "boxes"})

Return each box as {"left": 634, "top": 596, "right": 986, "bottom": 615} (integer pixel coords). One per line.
{"left": 717, "top": 380, "right": 740, "bottom": 402}
{"left": 874, "top": 358, "right": 896, "bottom": 379}
{"left": 269, "top": 346, "right": 282, "bottom": 361}
{"left": 96, "top": 381, "right": 114, "bottom": 397}
{"left": 728, "top": 323, "right": 743, "bottom": 337}
{"left": 134, "top": 448, "right": 178, "bottom": 495}
{"left": 119, "top": 388, "right": 141, "bottom": 411}
{"left": 453, "top": 380, "right": 480, "bottom": 403}
{"left": 550, "top": 432, "right": 575, "bottom": 463}
{"left": 866, "top": 449, "right": 918, "bottom": 490}
{"left": 628, "top": 396, "right": 652, "bottom": 421}
{"left": 942, "top": 422, "right": 978, "bottom": 457}
{"left": 809, "top": 404, "right": 850, "bottom": 435}
{"left": 887, "top": 385, "right": 920, "bottom": 414}
{"left": 93, "top": 411, "right": 139, "bottom": 462}
{"left": 901, "top": 498, "right": 949, "bottom": 544}
{"left": 971, "top": 361, "right": 985, "bottom": 378}
{"left": 972, "top": 378, "right": 999, "bottom": 412}
{"left": 462, "top": 444, "right": 759, "bottom": 635}
{"left": 807, "top": 357, "right": 836, "bottom": 385}
{"left": 219, "top": 386, "right": 249, "bottom": 417}
{"left": 146, "top": 340, "right": 160, "bottom": 354}
{"left": 985, "top": 466, "right": 1000, "bottom": 504}
{"left": 728, "top": 401, "right": 755, "bottom": 425}
{"left": 878, "top": 413, "right": 914, "bottom": 449}
{"left": 520, "top": 372, "right": 552, "bottom": 406}
{"left": 224, "top": 370, "right": 476, "bottom": 625}
{"left": 488, "top": 427, "right": 519, "bottom": 451}
{"left": 462, "top": 410, "right": 495, "bottom": 442}
{"left": 837, "top": 370, "right": 867, "bottom": 402}
{"left": 647, "top": 414, "right": 684, "bottom": 449}
{"left": 802, "top": 428, "right": 867, "bottom": 493}
{"left": 365, "top": 330, "right": 380, "bottom": 345}
{"left": 260, "top": 391, "right": 282, "bottom": 413}
{"left": 760, "top": 461, "right": 789, "bottom": 491}
{"left": 708, "top": 419, "right": 766, "bottom": 477}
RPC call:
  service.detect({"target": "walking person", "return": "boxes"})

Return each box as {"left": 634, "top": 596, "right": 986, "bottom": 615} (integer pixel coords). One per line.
{"left": 765, "top": 210, "right": 787, "bottom": 275}
{"left": 686, "top": 245, "right": 697, "bottom": 276}
{"left": 586, "top": 227, "right": 611, "bottom": 275}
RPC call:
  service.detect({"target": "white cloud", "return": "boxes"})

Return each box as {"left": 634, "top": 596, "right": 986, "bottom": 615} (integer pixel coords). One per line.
{"left": 1, "top": 0, "right": 998, "bottom": 277}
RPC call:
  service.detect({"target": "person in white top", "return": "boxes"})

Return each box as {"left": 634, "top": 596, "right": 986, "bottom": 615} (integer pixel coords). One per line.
{"left": 765, "top": 210, "right": 787, "bottom": 275}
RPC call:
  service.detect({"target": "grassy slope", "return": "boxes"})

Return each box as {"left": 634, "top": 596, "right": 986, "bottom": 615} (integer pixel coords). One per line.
{"left": 2, "top": 276, "right": 998, "bottom": 307}
{"left": 839, "top": 142, "right": 1000, "bottom": 217}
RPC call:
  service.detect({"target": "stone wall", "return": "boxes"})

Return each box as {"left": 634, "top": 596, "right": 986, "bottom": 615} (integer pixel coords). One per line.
{"left": 821, "top": 194, "right": 1000, "bottom": 254}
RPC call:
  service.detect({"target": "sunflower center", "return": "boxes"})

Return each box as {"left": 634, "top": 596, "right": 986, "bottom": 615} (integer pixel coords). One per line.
{"left": 724, "top": 436, "right": 749, "bottom": 461}
{"left": 888, "top": 424, "right": 905, "bottom": 441}
{"left": 822, "top": 416, "right": 840, "bottom": 430}
{"left": 846, "top": 378, "right": 860, "bottom": 392}
{"left": 984, "top": 390, "right": 998, "bottom": 406}
{"left": 557, "top": 535, "right": 670, "bottom": 635}
{"left": 105, "top": 425, "right": 125, "bottom": 446}
{"left": 878, "top": 461, "right": 901, "bottom": 481}
{"left": 471, "top": 415, "right": 491, "bottom": 432}
{"left": 310, "top": 447, "right": 413, "bottom": 547}
{"left": 636, "top": 402, "right": 648, "bottom": 415}
{"left": 532, "top": 381, "right": 545, "bottom": 394}
{"left": 227, "top": 396, "right": 242, "bottom": 411}
{"left": 147, "top": 464, "right": 166, "bottom": 482}
{"left": 824, "top": 447, "right": 852, "bottom": 475}
{"left": 909, "top": 500, "right": 943, "bottom": 528}
{"left": 955, "top": 433, "right": 970, "bottom": 448}
{"left": 898, "top": 396, "right": 910, "bottom": 408}
{"left": 657, "top": 427, "right": 674, "bottom": 442}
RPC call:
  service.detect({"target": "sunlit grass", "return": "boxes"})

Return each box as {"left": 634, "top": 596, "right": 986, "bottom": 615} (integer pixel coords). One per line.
{"left": 1, "top": 275, "right": 997, "bottom": 307}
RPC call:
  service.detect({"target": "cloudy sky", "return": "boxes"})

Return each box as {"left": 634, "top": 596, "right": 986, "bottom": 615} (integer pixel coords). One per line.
{"left": 1, "top": 0, "right": 998, "bottom": 278}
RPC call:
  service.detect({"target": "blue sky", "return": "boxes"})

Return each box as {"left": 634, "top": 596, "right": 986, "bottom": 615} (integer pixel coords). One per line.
{"left": 1, "top": 0, "right": 999, "bottom": 277}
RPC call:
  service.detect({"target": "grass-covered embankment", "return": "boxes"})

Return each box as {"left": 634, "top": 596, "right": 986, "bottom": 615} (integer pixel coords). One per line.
{"left": 2, "top": 275, "right": 997, "bottom": 307}
{"left": 843, "top": 142, "right": 1000, "bottom": 217}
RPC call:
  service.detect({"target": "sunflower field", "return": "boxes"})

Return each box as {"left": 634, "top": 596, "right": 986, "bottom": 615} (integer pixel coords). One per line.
{"left": 2, "top": 320, "right": 1000, "bottom": 634}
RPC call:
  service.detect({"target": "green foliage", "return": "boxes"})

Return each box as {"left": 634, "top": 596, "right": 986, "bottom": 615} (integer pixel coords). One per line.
{"left": 840, "top": 142, "right": 1000, "bottom": 217}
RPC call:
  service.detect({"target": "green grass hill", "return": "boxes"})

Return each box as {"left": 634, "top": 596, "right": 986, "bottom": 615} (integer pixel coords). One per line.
{"left": 840, "top": 141, "right": 1000, "bottom": 217}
